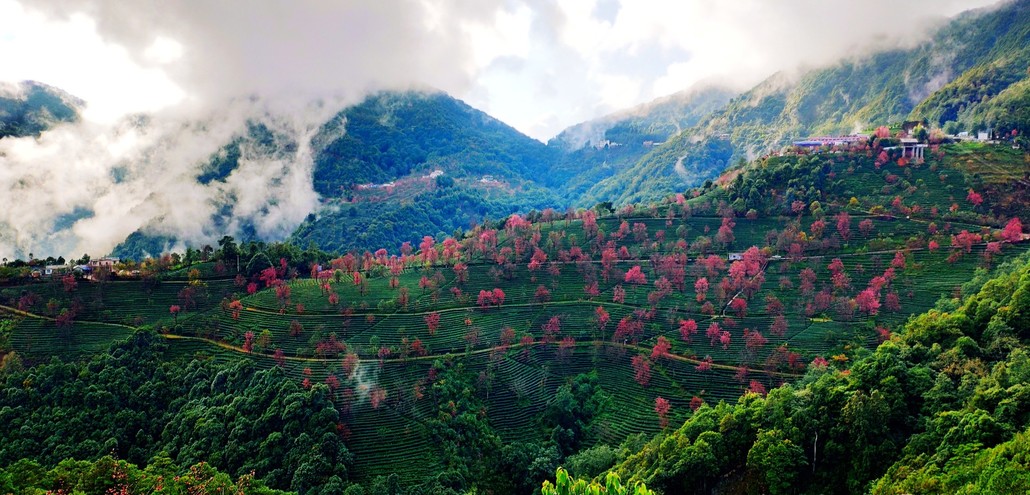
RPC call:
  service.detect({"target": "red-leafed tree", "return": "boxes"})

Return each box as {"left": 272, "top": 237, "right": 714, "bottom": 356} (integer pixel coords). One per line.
{"left": 273, "top": 348, "right": 285, "bottom": 367}
{"left": 705, "top": 322, "right": 722, "bottom": 346}
{"left": 770, "top": 315, "right": 788, "bottom": 337}
{"left": 716, "top": 217, "right": 736, "bottom": 246}
{"left": 891, "top": 251, "right": 907, "bottom": 269}
{"left": 242, "top": 331, "right": 254, "bottom": 352}
{"left": 370, "top": 387, "right": 387, "bottom": 409}
{"left": 528, "top": 248, "right": 548, "bottom": 272}
{"left": 984, "top": 241, "right": 1003, "bottom": 262}
{"left": 624, "top": 265, "right": 648, "bottom": 285}
{"left": 810, "top": 219, "right": 827, "bottom": 239}
{"left": 169, "top": 305, "right": 181, "bottom": 324}
{"left": 679, "top": 319, "right": 698, "bottom": 342}
{"left": 408, "top": 338, "right": 427, "bottom": 357}
{"left": 856, "top": 288, "right": 881, "bottom": 315}
{"left": 55, "top": 308, "right": 75, "bottom": 328}
{"left": 542, "top": 316, "right": 562, "bottom": 343}
{"left": 951, "top": 230, "right": 982, "bottom": 254}
{"left": 558, "top": 336, "right": 576, "bottom": 359}
{"left": 694, "top": 277, "right": 709, "bottom": 302}
{"left": 228, "top": 299, "right": 243, "bottom": 320}
{"left": 696, "top": 355, "right": 713, "bottom": 372}
{"left": 651, "top": 336, "right": 672, "bottom": 360}
{"left": 477, "top": 290, "right": 492, "bottom": 308}
{"left": 743, "top": 329, "right": 767, "bottom": 353}
{"left": 631, "top": 355, "right": 652, "bottom": 386}
{"left": 61, "top": 274, "right": 77, "bottom": 292}
{"left": 519, "top": 335, "right": 535, "bottom": 359}
{"left": 424, "top": 311, "right": 441, "bottom": 335}
{"left": 341, "top": 352, "right": 359, "bottom": 377}
{"left": 729, "top": 297, "right": 748, "bottom": 318}
{"left": 836, "top": 212, "right": 852, "bottom": 241}
{"left": 595, "top": 306, "right": 611, "bottom": 333}
{"left": 614, "top": 316, "right": 643, "bottom": 343}
{"left": 453, "top": 263, "right": 469, "bottom": 284}
{"left": 1001, "top": 217, "right": 1024, "bottom": 242}
{"left": 859, "top": 219, "right": 874, "bottom": 236}
{"left": 654, "top": 397, "right": 671, "bottom": 428}
{"left": 535, "top": 285, "right": 552, "bottom": 303}
{"left": 765, "top": 294, "right": 784, "bottom": 316}
{"left": 877, "top": 326, "right": 892, "bottom": 342}
{"left": 612, "top": 285, "right": 626, "bottom": 304}
{"left": 748, "top": 380, "right": 767, "bottom": 396}
{"left": 690, "top": 396, "right": 704, "bottom": 411}
{"left": 966, "top": 189, "right": 983, "bottom": 206}
{"left": 700, "top": 301, "right": 716, "bottom": 315}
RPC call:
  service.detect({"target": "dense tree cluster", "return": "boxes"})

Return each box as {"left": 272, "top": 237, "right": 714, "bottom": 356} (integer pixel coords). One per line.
{"left": 0, "top": 332, "right": 351, "bottom": 494}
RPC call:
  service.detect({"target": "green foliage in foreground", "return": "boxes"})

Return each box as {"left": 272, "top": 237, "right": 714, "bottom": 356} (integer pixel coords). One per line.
{"left": 542, "top": 467, "right": 655, "bottom": 495}
{"left": 581, "top": 251, "right": 1030, "bottom": 494}
{"left": 0, "top": 455, "right": 290, "bottom": 495}
{"left": 871, "top": 427, "right": 1030, "bottom": 495}
{"left": 0, "top": 332, "right": 350, "bottom": 494}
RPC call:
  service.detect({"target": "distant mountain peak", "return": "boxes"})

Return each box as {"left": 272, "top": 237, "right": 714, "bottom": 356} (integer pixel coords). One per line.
{"left": 0, "top": 80, "right": 82, "bottom": 138}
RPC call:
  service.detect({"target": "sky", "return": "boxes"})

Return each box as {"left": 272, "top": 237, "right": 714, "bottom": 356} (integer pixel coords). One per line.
{"left": 0, "top": 0, "right": 1005, "bottom": 259}
{"left": 0, "top": 0, "right": 1001, "bottom": 140}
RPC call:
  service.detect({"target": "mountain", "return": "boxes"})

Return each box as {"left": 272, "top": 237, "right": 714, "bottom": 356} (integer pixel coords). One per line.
{"left": 0, "top": 80, "right": 80, "bottom": 138}
{"left": 290, "top": 90, "right": 566, "bottom": 253}
{"left": 111, "top": 90, "right": 566, "bottom": 258}
{"left": 579, "top": 0, "right": 1030, "bottom": 206}
{"left": 546, "top": 85, "right": 736, "bottom": 203}
{"left": 312, "top": 90, "right": 557, "bottom": 196}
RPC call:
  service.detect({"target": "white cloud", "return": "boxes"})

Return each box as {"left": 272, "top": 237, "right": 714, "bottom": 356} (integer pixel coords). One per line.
{"left": 469, "top": 0, "right": 1003, "bottom": 140}
{"left": 0, "top": 0, "right": 185, "bottom": 123}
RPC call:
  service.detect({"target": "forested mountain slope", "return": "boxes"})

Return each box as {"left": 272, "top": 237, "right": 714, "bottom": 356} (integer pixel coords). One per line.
{"left": 583, "top": 0, "right": 1030, "bottom": 206}
{"left": 312, "top": 90, "right": 558, "bottom": 197}
{"left": 546, "top": 85, "right": 735, "bottom": 201}
{"left": 0, "top": 80, "right": 80, "bottom": 138}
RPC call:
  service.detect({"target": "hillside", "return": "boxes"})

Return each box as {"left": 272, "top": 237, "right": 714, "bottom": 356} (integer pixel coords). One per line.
{"left": 312, "top": 90, "right": 557, "bottom": 196}
{"left": 2, "top": 138, "right": 1028, "bottom": 493}
{"left": 294, "top": 90, "right": 569, "bottom": 253}
{"left": 112, "top": 90, "right": 567, "bottom": 258}
{"left": 0, "top": 80, "right": 80, "bottom": 138}
{"left": 581, "top": 0, "right": 1030, "bottom": 206}
{"left": 546, "top": 85, "right": 736, "bottom": 200}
